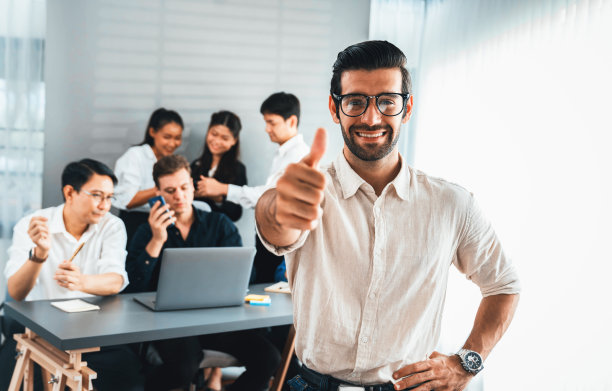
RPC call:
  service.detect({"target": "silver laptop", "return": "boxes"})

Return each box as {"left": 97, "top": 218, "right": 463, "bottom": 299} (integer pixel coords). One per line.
{"left": 134, "top": 247, "right": 255, "bottom": 311}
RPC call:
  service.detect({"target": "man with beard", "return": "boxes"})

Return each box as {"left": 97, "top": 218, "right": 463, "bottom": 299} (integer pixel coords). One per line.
{"left": 255, "top": 40, "right": 521, "bottom": 391}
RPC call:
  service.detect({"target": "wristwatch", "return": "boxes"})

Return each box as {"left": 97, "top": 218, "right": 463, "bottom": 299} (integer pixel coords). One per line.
{"left": 28, "top": 247, "right": 47, "bottom": 264}
{"left": 456, "top": 348, "right": 484, "bottom": 375}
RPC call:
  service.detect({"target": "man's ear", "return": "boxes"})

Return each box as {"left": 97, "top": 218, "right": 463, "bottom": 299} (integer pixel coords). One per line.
{"left": 288, "top": 114, "right": 298, "bottom": 130}
{"left": 63, "top": 185, "right": 75, "bottom": 203}
{"left": 402, "top": 95, "right": 414, "bottom": 124}
{"left": 328, "top": 95, "right": 340, "bottom": 124}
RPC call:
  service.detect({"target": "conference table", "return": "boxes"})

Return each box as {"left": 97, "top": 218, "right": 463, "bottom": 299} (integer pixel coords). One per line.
{"left": 5, "top": 284, "right": 295, "bottom": 391}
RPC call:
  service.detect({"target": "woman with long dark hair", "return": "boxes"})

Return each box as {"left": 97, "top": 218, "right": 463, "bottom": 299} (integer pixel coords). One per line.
{"left": 191, "top": 110, "right": 246, "bottom": 222}
{"left": 113, "top": 108, "right": 184, "bottom": 243}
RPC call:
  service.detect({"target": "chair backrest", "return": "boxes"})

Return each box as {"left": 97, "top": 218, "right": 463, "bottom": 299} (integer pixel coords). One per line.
{"left": 0, "top": 288, "right": 13, "bottom": 344}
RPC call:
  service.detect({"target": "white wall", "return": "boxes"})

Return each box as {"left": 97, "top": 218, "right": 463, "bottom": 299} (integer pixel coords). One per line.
{"left": 44, "top": 0, "right": 370, "bottom": 243}
{"left": 411, "top": 1, "right": 612, "bottom": 390}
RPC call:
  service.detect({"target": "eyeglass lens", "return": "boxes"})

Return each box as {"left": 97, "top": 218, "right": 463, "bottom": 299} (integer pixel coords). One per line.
{"left": 341, "top": 94, "right": 404, "bottom": 117}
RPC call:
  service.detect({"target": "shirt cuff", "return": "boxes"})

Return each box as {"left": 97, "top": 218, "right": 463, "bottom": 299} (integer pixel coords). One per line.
{"left": 255, "top": 222, "right": 309, "bottom": 256}
{"left": 226, "top": 184, "right": 240, "bottom": 204}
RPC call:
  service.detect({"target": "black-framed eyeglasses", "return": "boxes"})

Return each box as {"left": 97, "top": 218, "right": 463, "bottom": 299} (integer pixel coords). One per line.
{"left": 81, "top": 190, "right": 116, "bottom": 204}
{"left": 332, "top": 92, "right": 409, "bottom": 117}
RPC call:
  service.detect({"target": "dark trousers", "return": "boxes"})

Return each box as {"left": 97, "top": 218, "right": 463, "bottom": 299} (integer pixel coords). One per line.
{"left": 119, "top": 210, "right": 149, "bottom": 249}
{"left": 145, "top": 328, "right": 281, "bottom": 391}
{"left": 288, "top": 366, "right": 397, "bottom": 391}
{"left": 0, "top": 316, "right": 143, "bottom": 391}
{"left": 252, "top": 235, "right": 284, "bottom": 284}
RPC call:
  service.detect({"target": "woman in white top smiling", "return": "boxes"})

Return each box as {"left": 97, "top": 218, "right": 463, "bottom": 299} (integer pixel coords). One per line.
{"left": 113, "top": 108, "right": 184, "bottom": 244}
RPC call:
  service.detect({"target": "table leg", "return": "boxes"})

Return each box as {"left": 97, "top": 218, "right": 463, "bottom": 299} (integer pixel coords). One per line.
{"left": 270, "top": 325, "right": 296, "bottom": 391}
{"left": 9, "top": 328, "right": 99, "bottom": 391}
{"left": 8, "top": 345, "right": 30, "bottom": 391}
{"left": 51, "top": 368, "right": 67, "bottom": 391}
{"left": 41, "top": 368, "right": 53, "bottom": 391}
{"left": 23, "top": 357, "right": 35, "bottom": 391}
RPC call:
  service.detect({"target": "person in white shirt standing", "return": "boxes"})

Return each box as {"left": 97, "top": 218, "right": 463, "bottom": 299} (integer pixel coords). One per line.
{"left": 196, "top": 92, "right": 309, "bottom": 283}
{"left": 1, "top": 159, "right": 142, "bottom": 391}
{"left": 113, "top": 108, "right": 184, "bottom": 246}
{"left": 256, "top": 41, "right": 521, "bottom": 391}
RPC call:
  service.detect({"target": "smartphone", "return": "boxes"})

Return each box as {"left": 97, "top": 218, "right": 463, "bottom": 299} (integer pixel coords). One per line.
{"left": 147, "top": 196, "right": 174, "bottom": 226}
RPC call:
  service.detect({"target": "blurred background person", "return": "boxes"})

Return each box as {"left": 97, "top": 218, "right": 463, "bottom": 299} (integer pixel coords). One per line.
{"left": 113, "top": 108, "right": 184, "bottom": 245}
{"left": 191, "top": 110, "right": 246, "bottom": 222}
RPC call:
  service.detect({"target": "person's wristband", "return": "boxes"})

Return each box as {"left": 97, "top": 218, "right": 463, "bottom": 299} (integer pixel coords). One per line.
{"left": 29, "top": 247, "right": 48, "bottom": 263}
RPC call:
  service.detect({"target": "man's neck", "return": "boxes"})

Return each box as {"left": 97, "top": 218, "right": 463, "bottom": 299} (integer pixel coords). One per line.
{"left": 343, "top": 147, "right": 401, "bottom": 196}
{"left": 277, "top": 131, "right": 298, "bottom": 146}
{"left": 174, "top": 206, "right": 195, "bottom": 230}
{"left": 62, "top": 207, "right": 89, "bottom": 240}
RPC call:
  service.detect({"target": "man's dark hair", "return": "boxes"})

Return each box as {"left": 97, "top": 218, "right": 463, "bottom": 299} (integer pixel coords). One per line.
{"left": 153, "top": 155, "right": 191, "bottom": 188}
{"left": 330, "top": 40, "right": 412, "bottom": 104}
{"left": 260, "top": 92, "right": 301, "bottom": 126}
{"left": 139, "top": 107, "right": 184, "bottom": 146}
{"left": 61, "top": 159, "right": 117, "bottom": 196}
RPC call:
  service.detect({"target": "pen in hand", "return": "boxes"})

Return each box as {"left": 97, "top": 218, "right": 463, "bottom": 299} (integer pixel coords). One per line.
{"left": 67, "top": 242, "right": 85, "bottom": 263}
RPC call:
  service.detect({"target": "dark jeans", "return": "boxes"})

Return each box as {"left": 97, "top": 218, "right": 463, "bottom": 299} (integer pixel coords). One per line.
{"left": 145, "top": 328, "right": 280, "bottom": 391}
{"left": 0, "top": 315, "right": 143, "bottom": 391}
{"left": 288, "top": 366, "right": 397, "bottom": 391}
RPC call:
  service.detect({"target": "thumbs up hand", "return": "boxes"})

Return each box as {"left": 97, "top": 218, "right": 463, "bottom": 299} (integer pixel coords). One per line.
{"left": 274, "top": 127, "right": 328, "bottom": 231}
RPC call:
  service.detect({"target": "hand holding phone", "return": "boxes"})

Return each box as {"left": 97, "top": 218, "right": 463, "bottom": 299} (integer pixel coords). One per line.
{"left": 148, "top": 196, "right": 175, "bottom": 226}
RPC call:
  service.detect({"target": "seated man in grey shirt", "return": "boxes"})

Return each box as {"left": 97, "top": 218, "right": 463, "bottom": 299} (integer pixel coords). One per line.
{"left": 256, "top": 40, "right": 521, "bottom": 391}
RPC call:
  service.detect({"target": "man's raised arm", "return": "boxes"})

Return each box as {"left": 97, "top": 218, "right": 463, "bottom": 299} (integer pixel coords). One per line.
{"left": 256, "top": 128, "right": 327, "bottom": 248}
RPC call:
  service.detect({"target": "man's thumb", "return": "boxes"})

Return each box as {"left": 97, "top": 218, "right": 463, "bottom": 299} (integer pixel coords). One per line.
{"left": 303, "top": 127, "right": 327, "bottom": 167}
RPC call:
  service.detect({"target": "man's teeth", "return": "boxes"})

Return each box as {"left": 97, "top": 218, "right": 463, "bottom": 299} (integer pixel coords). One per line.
{"left": 357, "top": 132, "right": 384, "bottom": 138}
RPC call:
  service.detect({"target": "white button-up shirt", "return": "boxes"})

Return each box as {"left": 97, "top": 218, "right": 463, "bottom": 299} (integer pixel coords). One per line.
{"left": 5, "top": 205, "right": 129, "bottom": 301}
{"left": 227, "top": 134, "right": 309, "bottom": 209}
{"left": 113, "top": 144, "right": 157, "bottom": 212}
{"left": 259, "top": 152, "right": 521, "bottom": 384}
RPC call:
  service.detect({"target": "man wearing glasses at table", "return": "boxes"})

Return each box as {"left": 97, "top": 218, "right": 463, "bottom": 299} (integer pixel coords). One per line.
{"left": 256, "top": 40, "right": 521, "bottom": 391}
{"left": 1, "top": 158, "right": 142, "bottom": 390}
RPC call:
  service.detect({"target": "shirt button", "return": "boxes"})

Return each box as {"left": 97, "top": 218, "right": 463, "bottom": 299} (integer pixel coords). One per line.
{"left": 361, "top": 337, "right": 368, "bottom": 343}
{"left": 145, "top": 260, "right": 150, "bottom": 265}
{"left": 369, "top": 293, "right": 376, "bottom": 299}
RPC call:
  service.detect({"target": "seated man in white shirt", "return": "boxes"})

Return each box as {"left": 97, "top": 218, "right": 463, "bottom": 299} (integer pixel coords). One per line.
{"left": 1, "top": 158, "right": 142, "bottom": 391}
{"left": 196, "top": 92, "right": 310, "bottom": 283}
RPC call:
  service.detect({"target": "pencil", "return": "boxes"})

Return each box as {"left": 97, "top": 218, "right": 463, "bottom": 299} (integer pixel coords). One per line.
{"left": 67, "top": 242, "right": 85, "bottom": 262}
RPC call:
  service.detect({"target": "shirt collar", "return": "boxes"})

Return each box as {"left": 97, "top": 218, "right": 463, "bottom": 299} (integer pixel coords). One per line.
{"left": 49, "top": 204, "right": 100, "bottom": 238}
{"left": 278, "top": 134, "right": 304, "bottom": 156}
{"left": 390, "top": 156, "right": 410, "bottom": 201}
{"left": 333, "top": 152, "right": 411, "bottom": 201}
{"left": 333, "top": 152, "right": 368, "bottom": 199}
{"left": 49, "top": 204, "right": 67, "bottom": 234}
{"left": 191, "top": 206, "right": 205, "bottom": 224}
{"left": 143, "top": 143, "right": 157, "bottom": 161}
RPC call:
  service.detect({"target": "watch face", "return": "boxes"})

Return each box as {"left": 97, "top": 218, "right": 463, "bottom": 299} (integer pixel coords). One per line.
{"left": 465, "top": 352, "right": 482, "bottom": 370}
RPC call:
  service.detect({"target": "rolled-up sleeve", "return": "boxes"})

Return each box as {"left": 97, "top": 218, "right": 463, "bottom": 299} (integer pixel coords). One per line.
{"left": 97, "top": 219, "right": 129, "bottom": 291}
{"left": 226, "top": 184, "right": 267, "bottom": 209}
{"left": 454, "top": 196, "right": 521, "bottom": 297}
{"left": 255, "top": 221, "right": 310, "bottom": 256}
{"left": 113, "top": 148, "right": 148, "bottom": 210}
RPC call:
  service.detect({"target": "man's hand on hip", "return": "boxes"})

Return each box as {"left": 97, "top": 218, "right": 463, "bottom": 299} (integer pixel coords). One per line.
{"left": 392, "top": 351, "right": 472, "bottom": 391}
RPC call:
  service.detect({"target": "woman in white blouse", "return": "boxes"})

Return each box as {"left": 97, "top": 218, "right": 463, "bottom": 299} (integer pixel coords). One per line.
{"left": 113, "top": 108, "right": 184, "bottom": 244}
